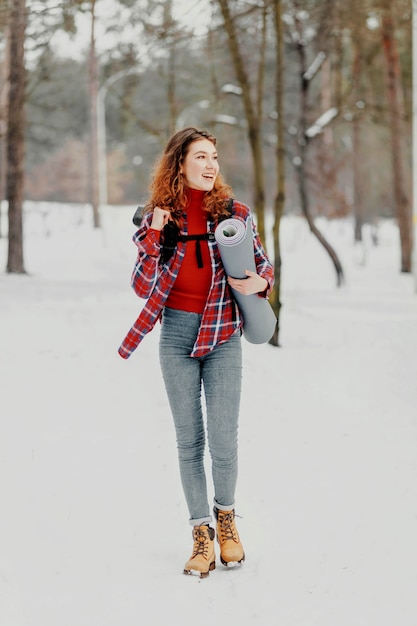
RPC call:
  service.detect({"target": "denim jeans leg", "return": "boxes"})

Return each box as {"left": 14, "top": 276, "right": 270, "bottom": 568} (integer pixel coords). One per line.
{"left": 202, "top": 332, "right": 242, "bottom": 510}
{"left": 159, "top": 308, "right": 211, "bottom": 525}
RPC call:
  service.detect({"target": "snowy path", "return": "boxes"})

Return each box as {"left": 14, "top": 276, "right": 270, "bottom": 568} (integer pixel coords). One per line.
{"left": 1, "top": 205, "right": 416, "bottom": 626}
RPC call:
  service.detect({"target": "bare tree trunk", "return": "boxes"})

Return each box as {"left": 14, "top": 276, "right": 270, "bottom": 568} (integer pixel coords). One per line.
{"left": 352, "top": 113, "right": 365, "bottom": 243}
{"left": 332, "top": 4, "right": 343, "bottom": 112}
{"left": 162, "top": 0, "right": 177, "bottom": 136}
{"left": 351, "top": 34, "right": 365, "bottom": 243}
{"left": 381, "top": 6, "right": 412, "bottom": 272}
{"left": 0, "top": 12, "right": 10, "bottom": 238}
{"left": 167, "top": 47, "right": 176, "bottom": 135}
{"left": 88, "top": 0, "right": 100, "bottom": 227}
{"left": 269, "top": 0, "right": 284, "bottom": 347}
{"left": 293, "top": 20, "right": 344, "bottom": 287}
{"left": 297, "top": 158, "right": 344, "bottom": 286}
{"left": 6, "top": 0, "right": 25, "bottom": 273}
{"left": 216, "top": 0, "right": 266, "bottom": 242}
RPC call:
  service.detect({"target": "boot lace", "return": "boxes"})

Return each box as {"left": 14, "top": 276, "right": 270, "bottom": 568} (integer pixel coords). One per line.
{"left": 191, "top": 527, "right": 210, "bottom": 559}
{"left": 218, "top": 511, "right": 239, "bottom": 544}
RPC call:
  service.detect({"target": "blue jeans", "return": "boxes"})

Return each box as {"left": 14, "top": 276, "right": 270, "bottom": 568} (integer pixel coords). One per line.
{"left": 159, "top": 307, "right": 242, "bottom": 526}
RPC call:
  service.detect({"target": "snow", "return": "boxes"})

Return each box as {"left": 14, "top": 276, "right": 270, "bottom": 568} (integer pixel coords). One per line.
{"left": 1, "top": 202, "right": 416, "bottom": 626}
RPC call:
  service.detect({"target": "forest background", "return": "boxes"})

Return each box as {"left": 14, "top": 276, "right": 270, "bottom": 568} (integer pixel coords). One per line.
{"left": 0, "top": 0, "right": 414, "bottom": 342}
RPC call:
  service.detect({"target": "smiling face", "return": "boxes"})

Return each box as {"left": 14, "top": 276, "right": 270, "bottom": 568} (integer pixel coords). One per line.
{"left": 181, "top": 138, "right": 220, "bottom": 192}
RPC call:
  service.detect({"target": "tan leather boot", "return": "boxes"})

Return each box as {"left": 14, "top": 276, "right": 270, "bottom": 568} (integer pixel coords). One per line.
{"left": 183, "top": 525, "right": 216, "bottom": 578}
{"left": 214, "top": 507, "right": 245, "bottom": 566}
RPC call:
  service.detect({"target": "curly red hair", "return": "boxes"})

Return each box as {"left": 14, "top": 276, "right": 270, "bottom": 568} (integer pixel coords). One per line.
{"left": 143, "top": 127, "right": 234, "bottom": 226}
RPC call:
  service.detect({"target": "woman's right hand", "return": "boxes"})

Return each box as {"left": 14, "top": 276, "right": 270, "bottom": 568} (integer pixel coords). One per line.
{"left": 150, "top": 207, "right": 171, "bottom": 230}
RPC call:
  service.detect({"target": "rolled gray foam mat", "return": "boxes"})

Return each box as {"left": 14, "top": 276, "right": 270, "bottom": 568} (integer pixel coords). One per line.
{"left": 215, "top": 217, "right": 277, "bottom": 344}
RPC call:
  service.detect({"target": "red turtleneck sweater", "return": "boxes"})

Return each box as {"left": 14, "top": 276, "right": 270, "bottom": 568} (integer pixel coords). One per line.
{"left": 164, "top": 188, "right": 212, "bottom": 313}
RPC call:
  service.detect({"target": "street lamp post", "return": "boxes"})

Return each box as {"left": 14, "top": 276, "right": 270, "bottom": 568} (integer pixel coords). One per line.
{"left": 97, "top": 67, "right": 140, "bottom": 206}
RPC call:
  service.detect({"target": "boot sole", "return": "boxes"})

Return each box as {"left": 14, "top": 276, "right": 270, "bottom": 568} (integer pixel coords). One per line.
{"left": 183, "top": 560, "right": 216, "bottom": 579}
{"left": 220, "top": 553, "right": 245, "bottom": 567}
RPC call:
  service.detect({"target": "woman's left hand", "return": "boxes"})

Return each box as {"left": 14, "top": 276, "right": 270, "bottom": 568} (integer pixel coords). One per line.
{"left": 227, "top": 269, "right": 268, "bottom": 295}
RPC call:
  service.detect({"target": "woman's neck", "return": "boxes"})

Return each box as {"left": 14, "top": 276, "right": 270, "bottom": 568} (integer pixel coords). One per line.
{"left": 186, "top": 187, "right": 205, "bottom": 204}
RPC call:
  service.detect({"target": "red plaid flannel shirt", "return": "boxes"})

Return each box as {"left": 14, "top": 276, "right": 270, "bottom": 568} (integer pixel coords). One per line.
{"left": 118, "top": 200, "right": 274, "bottom": 359}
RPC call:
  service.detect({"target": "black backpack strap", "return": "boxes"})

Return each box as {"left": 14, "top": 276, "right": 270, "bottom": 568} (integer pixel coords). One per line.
{"left": 177, "top": 232, "right": 215, "bottom": 268}
{"left": 161, "top": 221, "right": 179, "bottom": 263}
{"left": 177, "top": 233, "right": 215, "bottom": 242}
{"left": 133, "top": 198, "right": 234, "bottom": 265}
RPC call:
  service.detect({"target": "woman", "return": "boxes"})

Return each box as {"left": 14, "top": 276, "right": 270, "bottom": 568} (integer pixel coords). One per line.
{"left": 119, "top": 127, "right": 274, "bottom": 578}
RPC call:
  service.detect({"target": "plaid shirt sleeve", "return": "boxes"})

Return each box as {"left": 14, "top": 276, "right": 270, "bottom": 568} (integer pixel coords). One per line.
{"left": 250, "top": 212, "right": 275, "bottom": 298}
{"left": 130, "top": 213, "right": 162, "bottom": 299}
{"left": 118, "top": 214, "right": 185, "bottom": 360}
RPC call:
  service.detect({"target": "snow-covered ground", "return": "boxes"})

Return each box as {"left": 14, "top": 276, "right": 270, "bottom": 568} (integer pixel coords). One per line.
{"left": 1, "top": 202, "right": 416, "bottom": 626}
